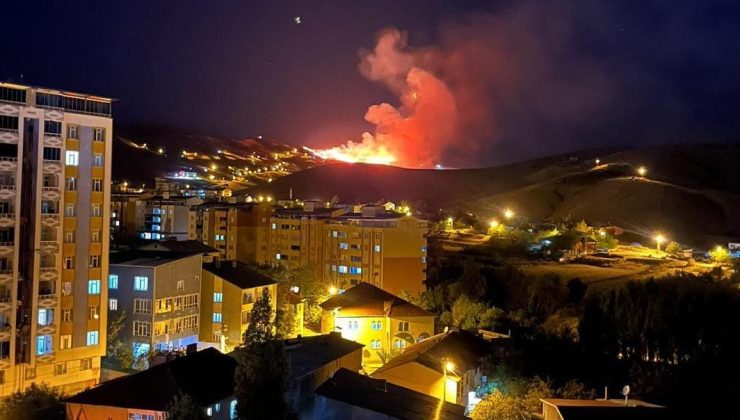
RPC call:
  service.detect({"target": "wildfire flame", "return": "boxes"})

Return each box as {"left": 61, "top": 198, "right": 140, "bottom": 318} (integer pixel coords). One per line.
{"left": 306, "top": 137, "right": 397, "bottom": 165}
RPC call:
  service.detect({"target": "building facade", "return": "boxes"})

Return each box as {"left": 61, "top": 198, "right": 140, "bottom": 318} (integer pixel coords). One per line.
{"left": 108, "top": 252, "right": 202, "bottom": 359}
{"left": 0, "top": 83, "right": 113, "bottom": 395}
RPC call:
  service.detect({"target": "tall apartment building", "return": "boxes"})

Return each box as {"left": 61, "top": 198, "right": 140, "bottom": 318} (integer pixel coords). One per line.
{"left": 268, "top": 205, "right": 429, "bottom": 296}
{"left": 188, "top": 202, "right": 271, "bottom": 263}
{"left": 0, "top": 83, "right": 112, "bottom": 395}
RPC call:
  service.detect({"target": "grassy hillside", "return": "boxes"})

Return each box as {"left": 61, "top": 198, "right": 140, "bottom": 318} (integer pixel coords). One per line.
{"left": 254, "top": 143, "right": 740, "bottom": 246}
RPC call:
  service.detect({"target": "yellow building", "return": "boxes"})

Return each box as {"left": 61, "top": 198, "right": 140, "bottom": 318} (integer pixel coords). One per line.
{"left": 269, "top": 204, "right": 429, "bottom": 296}
{"left": 0, "top": 83, "right": 113, "bottom": 395}
{"left": 319, "top": 283, "right": 434, "bottom": 371}
{"left": 200, "top": 261, "right": 277, "bottom": 351}
{"left": 371, "top": 330, "right": 489, "bottom": 408}
{"left": 188, "top": 201, "right": 271, "bottom": 264}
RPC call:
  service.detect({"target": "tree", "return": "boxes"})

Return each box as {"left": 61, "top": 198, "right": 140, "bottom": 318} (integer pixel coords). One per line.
{"left": 275, "top": 304, "right": 296, "bottom": 339}
{"left": 665, "top": 241, "right": 681, "bottom": 257}
{"left": 710, "top": 246, "right": 731, "bottom": 264}
{"left": 574, "top": 220, "right": 589, "bottom": 233}
{"left": 0, "top": 383, "right": 65, "bottom": 420}
{"left": 450, "top": 295, "right": 502, "bottom": 330}
{"left": 104, "top": 310, "right": 134, "bottom": 370}
{"left": 166, "top": 394, "right": 208, "bottom": 420}
{"left": 243, "top": 288, "right": 274, "bottom": 345}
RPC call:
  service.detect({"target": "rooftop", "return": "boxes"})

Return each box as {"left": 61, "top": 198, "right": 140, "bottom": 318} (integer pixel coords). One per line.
{"left": 284, "top": 332, "right": 364, "bottom": 379}
{"left": 372, "top": 329, "right": 490, "bottom": 377}
{"left": 109, "top": 250, "right": 201, "bottom": 267}
{"left": 316, "top": 368, "right": 468, "bottom": 420}
{"left": 203, "top": 261, "right": 277, "bottom": 289}
{"left": 319, "top": 282, "right": 434, "bottom": 318}
{"left": 542, "top": 398, "right": 669, "bottom": 420}
{"left": 66, "top": 348, "right": 236, "bottom": 411}
{"left": 142, "top": 239, "right": 219, "bottom": 255}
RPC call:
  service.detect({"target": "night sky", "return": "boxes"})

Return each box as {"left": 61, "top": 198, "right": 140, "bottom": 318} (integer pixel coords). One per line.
{"left": 3, "top": 1, "right": 740, "bottom": 167}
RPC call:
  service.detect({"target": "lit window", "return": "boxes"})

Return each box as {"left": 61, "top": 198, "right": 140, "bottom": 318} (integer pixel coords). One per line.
{"left": 213, "top": 313, "right": 222, "bottom": 323}
{"left": 65, "top": 151, "right": 79, "bottom": 166}
{"left": 134, "top": 276, "right": 149, "bottom": 291}
{"left": 275, "top": 253, "right": 281, "bottom": 260}
{"left": 108, "top": 274, "right": 118, "bottom": 289}
{"left": 337, "top": 265, "right": 348, "bottom": 274}
{"left": 394, "top": 338, "right": 407, "bottom": 349}
{"left": 214, "top": 292, "right": 223, "bottom": 303}
{"left": 60, "top": 335, "right": 71, "bottom": 349}
{"left": 371, "top": 320, "right": 382, "bottom": 331}
{"left": 371, "top": 339, "right": 381, "bottom": 350}
{"left": 206, "top": 407, "right": 213, "bottom": 416}
{"left": 86, "top": 330, "right": 99, "bottom": 346}
{"left": 38, "top": 309, "right": 54, "bottom": 326}
{"left": 421, "top": 245, "right": 427, "bottom": 252}
{"left": 36, "top": 335, "right": 52, "bottom": 355}
{"left": 230, "top": 400, "right": 237, "bottom": 419}
{"left": 109, "top": 298, "right": 118, "bottom": 311}
{"left": 374, "top": 245, "right": 381, "bottom": 252}
{"left": 349, "top": 267, "right": 362, "bottom": 275}
{"left": 88, "top": 280, "right": 101, "bottom": 295}
{"left": 271, "top": 223, "right": 276, "bottom": 230}
{"left": 339, "top": 243, "right": 349, "bottom": 250}
{"left": 93, "top": 153, "right": 104, "bottom": 167}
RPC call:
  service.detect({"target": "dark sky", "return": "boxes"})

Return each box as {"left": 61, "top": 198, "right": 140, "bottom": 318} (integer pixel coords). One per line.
{"left": 3, "top": 1, "right": 740, "bottom": 166}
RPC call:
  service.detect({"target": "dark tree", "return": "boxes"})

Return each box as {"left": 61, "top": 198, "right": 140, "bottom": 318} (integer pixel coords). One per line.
{"left": 242, "top": 287, "right": 274, "bottom": 345}
{"left": 166, "top": 394, "right": 208, "bottom": 420}
{"left": 0, "top": 383, "right": 65, "bottom": 420}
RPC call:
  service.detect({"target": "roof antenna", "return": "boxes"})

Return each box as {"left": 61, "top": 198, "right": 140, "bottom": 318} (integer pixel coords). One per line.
{"left": 621, "top": 385, "right": 630, "bottom": 406}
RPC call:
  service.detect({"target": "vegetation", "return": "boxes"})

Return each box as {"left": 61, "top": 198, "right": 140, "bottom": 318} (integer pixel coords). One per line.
{"left": 234, "top": 287, "right": 294, "bottom": 420}
{"left": 166, "top": 394, "right": 208, "bottom": 420}
{"left": 709, "top": 246, "right": 731, "bottom": 264}
{"left": 665, "top": 241, "right": 681, "bottom": 256}
{"left": 104, "top": 310, "right": 134, "bottom": 370}
{"left": 0, "top": 383, "right": 65, "bottom": 420}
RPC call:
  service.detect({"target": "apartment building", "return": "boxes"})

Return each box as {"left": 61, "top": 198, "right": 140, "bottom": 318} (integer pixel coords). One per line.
{"left": 200, "top": 261, "right": 277, "bottom": 351}
{"left": 0, "top": 82, "right": 113, "bottom": 395}
{"left": 188, "top": 201, "right": 271, "bottom": 263}
{"left": 269, "top": 204, "right": 429, "bottom": 296}
{"left": 108, "top": 251, "right": 203, "bottom": 359}
{"left": 319, "top": 283, "right": 435, "bottom": 371}
{"left": 136, "top": 193, "right": 199, "bottom": 241}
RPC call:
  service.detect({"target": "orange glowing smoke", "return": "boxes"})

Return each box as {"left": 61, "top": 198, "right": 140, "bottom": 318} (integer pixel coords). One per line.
{"left": 311, "top": 29, "right": 457, "bottom": 168}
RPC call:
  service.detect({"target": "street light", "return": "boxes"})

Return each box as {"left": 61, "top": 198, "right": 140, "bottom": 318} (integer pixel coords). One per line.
{"left": 503, "top": 209, "right": 514, "bottom": 220}
{"left": 595, "top": 158, "right": 601, "bottom": 165}
{"left": 443, "top": 359, "right": 455, "bottom": 403}
{"left": 489, "top": 219, "right": 499, "bottom": 228}
{"left": 328, "top": 286, "right": 338, "bottom": 295}
{"left": 654, "top": 234, "right": 665, "bottom": 251}
{"left": 637, "top": 166, "right": 647, "bottom": 177}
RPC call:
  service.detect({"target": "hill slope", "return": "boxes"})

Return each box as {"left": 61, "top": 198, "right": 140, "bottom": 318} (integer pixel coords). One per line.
{"left": 254, "top": 143, "right": 740, "bottom": 246}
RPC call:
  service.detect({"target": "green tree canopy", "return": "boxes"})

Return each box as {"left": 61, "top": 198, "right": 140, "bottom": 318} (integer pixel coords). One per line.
{"left": 0, "top": 383, "right": 65, "bottom": 420}
{"left": 242, "top": 287, "right": 274, "bottom": 346}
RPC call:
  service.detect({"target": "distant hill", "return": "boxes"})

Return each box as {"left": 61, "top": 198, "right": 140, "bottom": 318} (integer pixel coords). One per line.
{"left": 252, "top": 143, "right": 740, "bottom": 247}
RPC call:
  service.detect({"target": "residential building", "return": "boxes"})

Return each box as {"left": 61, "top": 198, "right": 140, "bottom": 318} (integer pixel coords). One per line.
{"left": 66, "top": 334, "right": 365, "bottom": 419}
{"left": 135, "top": 193, "right": 199, "bottom": 241}
{"left": 200, "top": 261, "right": 277, "bottom": 351}
{"left": 110, "top": 191, "right": 141, "bottom": 248}
{"left": 0, "top": 82, "right": 112, "bottom": 395}
{"left": 372, "top": 329, "right": 490, "bottom": 408}
{"left": 109, "top": 251, "right": 202, "bottom": 358}
{"left": 269, "top": 204, "right": 429, "bottom": 296}
{"left": 188, "top": 201, "right": 272, "bottom": 263}
{"left": 541, "top": 398, "right": 669, "bottom": 420}
{"left": 319, "top": 283, "right": 435, "bottom": 371}
{"left": 140, "top": 239, "right": 220, "bottom": 263}
{"left": 314, "top": 368, "right": 468, "bottom": 420}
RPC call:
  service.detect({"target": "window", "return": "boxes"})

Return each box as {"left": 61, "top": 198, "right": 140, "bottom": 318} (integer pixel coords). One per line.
{"left": 339, "top": 242, "right": 349, "bottom": 250}
{"left": 63, "top": 256, "right": 74, "bottom": 269}
{"left": 61, "top": 282, "right": 71, "bottom": 295}
{"left": 38, "top": 309, "right": 54, "bottom": 326}
{"left": 370, "top": 339, "right": 381, "bottom": 350}
{"left": 43, "top": 147, "right": 61, "bottom": 161}
{"left": 65, "top": 150, "right": 79, "bottom": 166}
{"left": 89, "top": 306, "right": 99, "bottom": 320}
{"left": 86, "top": 331, "right": 99, "bottom": 346}
{"left": 92, "top": 178, "right": 103, "bottom": 192}
{"left": 109, "top": 274, "right": 119, "bottom": 289}
{"left": 133, "top": 321, "right": 151, "bottom": 337}
{"left": 349, "top": 267, "right": 362, "bottom": 275}
{"left": 91, "top": 203, "right": 102, "bottom": 217}
{"left": 91, "top": 230, "right": 100, "bottom": 243}
{"left": 347, "top": 320, "right": 358, "bottom": 330}
{"left": 62, "top": 309, "right": 72, "bottom": 322}
{"left": 398, "top": 321, "right": 409, "bottom": 332}
{"left": 134, "top": 276, "right": 149, "bottom": 291}
{"left": 241, "top": 310, "right": 251, "bottom": 324}
{"left": 60, "top": 335, "right": 72, "bottom": 349}
{"left": 213, "top": 313, "right": 222, "bottom": 323}
{"left": 275, "top": 253, "right": 281, "bottom": 260}
{"left": 80, "top": 358, "right": 92, "bottom": 370}
{"left": 337, "top": 265, "right": 348, "bottom": 274}
{"left": 44, "top": 120, "right": 62, "bottom": 135}
{"left": 206, "top": 407, "right": 213, "bottom": 416}
{"left": 374, "top": 245, "right": 381, "bottom": 252}
{"left": 93, "top": 153, "right": 103, "bottom": 167}
{"left": 214, "top": 292, "right": 223, "bottom": 303}
{"left": 215, "top": 234, "right": 225, "bottom": 241}
{"left": 67, "top": 124, "right": 78, "bottom": 139}
{"left": 133, "top": 299, "right": 152, "bottom": 314}
{"left": 109, "top": 298, "right": 118, "bottom": 311}
{"left": 394, "top": 338, "right": 407, "bottom": 349}
{"left": 36, "top": 335, "right": 52, "bottom": 355}
{"left": 89, "top": 255, "right": 100, "bottom": 268}
{"left": 88, "top": 280, "right": 101, "bottom": 294}
{"left": 421, "top": 245, "right": 427, "bottom": 252}
{"left": 230, "top": 400, "right": 237, "bottom": 419}
{"left": 177, "top": 280, "right": 185, "bottom": 291}
{"left": 93, "top": 128, "right": 105, "bottom": 142}
{"left": 350, "top": 256, "right": 362, "bottom": 263}
{"left": 64, "top": 203, "right": 76, "bottom": 217}
{"left": 25, "top": 367, "right": 36, "bottom": 380}
{"left": 65, "top": 176, "right": 77, "bottom": 191}
{"left": 54, "top": 362, "right": 67, "bottom": 376}
{"left": 371, "top": 320, "right": 382, "bottom": 331}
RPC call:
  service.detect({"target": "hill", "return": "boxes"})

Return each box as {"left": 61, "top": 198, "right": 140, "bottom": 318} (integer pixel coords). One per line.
{"left": 253, "top": 143, "right": 740, "bottom": 247}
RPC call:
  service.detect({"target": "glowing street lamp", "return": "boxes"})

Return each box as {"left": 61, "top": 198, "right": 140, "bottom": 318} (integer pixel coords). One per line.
{"left": 503, "top": 209, "right": 515, "bottom": 220}
{"left": 328, "top": 286, "right": 338, "bottom": 295}
{"left": 489, "top": 219, "right": 500, "bottom": 229}
{"left": 654, "top": 234, "right": 665, "bottom": 251}
{"left": 443, "top": 358, "right": 455, "bottom": 402}
{"left": 637, "top": 166, "right": 647, "bottom": 177}
{"left": 595, "top": 158, "right": 601, "bottom": 166}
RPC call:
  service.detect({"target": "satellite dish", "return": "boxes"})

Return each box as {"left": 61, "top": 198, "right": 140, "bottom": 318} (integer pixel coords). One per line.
{"left": 621, "top": 385, "right": 630, "bottom": 396}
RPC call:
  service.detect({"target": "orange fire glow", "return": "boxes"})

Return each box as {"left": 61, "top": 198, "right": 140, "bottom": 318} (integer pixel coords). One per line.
{"left": 306, "top": 141, "right": 397, "bottom": 165}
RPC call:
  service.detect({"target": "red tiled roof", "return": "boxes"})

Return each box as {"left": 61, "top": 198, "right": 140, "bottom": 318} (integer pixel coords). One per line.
{"left": 319, "top": 283, "right": 434, "bottom": 318}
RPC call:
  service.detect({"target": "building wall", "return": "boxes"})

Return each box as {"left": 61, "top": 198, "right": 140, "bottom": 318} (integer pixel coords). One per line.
{"left": 189, "top": 204, "right": 270, "bottom": 264}
{"left": 313, "top": 396, "right": 392, "bottom": 420}
{"left": 108, "top": 265, "right": 154, "bottom": 356}
{"left": 372, "top": 362, "right": 461, "bottom": 404}
{"left": 151, "top": 254, "right": 202, "bottom": 349}
{"left": 0, "top": 83, "right": 112, "bottom": 395}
